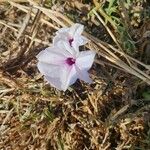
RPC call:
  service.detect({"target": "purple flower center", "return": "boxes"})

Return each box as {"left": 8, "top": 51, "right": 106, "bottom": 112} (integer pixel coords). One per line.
{"left": 69, "top": 38, "right": 74, "bottom": 47}
{"left": 66, "top": 57, "right": 76, "bottom": 66}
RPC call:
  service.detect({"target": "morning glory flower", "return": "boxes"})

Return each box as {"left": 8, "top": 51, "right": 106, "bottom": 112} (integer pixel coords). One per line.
{"left": 53, "top": 23, "right": 89, "bottom": 50}
{"left": 36, "top": 42, "right": 95, "bottom": 91}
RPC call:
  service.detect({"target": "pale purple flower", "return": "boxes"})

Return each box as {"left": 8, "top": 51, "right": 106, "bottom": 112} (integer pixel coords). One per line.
{"left": 36, "top": 42, "right": 95, "bottom": 91}
{"left": 53, "top": 23, "right": 89, "bottom": 50}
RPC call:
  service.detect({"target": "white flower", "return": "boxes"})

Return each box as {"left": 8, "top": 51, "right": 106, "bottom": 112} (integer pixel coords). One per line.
{"left": 36, "top": 42, "right": 95, "bottom": 91}
{"left": 53, "top": 23, "right": 89, "bottom": 50}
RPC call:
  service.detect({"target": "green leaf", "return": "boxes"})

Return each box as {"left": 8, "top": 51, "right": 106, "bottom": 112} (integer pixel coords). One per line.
{"left": 107, "top": 0, "right": 117, "bottom": 10}
{"left": 142, "top": 91, "right": 150, "bottom": 100}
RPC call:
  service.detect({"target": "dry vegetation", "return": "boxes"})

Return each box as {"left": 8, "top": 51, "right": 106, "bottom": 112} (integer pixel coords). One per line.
{"left": 0, "top": 0, "right": 150, "bottom": 149}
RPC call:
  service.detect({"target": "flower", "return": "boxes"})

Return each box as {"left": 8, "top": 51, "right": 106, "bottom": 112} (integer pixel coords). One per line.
{"left": 53, "top": 23, "right": 89, "bottom": 50}
{"left": 37, "top": 42, "right": 95, "bottom": 91}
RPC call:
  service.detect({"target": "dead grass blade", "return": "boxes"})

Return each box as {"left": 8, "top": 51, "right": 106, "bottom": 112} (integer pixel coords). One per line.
{"left": 17, "top": 7, "right": 31, "bottom": 39}
{"left": 0, "top": 108, "right": 14, "bottom": 135}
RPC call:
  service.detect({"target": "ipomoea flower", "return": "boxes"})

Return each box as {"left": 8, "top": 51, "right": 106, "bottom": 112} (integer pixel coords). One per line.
{"left": 37, "top": 42, "right": 95, "bottom": 91}
{"left": 53, "top": 23, "right": 89, "bottom": 50}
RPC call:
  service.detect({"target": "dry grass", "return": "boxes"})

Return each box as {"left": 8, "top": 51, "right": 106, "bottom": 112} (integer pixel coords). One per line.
{"left": 0, "top": 0, "right": 150, "bottom": 149}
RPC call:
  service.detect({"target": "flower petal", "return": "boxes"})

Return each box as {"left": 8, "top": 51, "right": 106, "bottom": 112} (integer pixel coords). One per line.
{"left": 75, "top": 65, "right": 92, "bottom": 83}
{"left": 56, "top": 27, "right": 69, "bottom": 34}
{"left": 44, "top": 76, "right": 63, "bottom": 91}
{"left": 40, "top": 64, "right": 78, "bottom": 91}
{"left": 53, "top": 23, "right": 88, "bottom": 52}
{"left": 69, "top": 23, "right": 84, "bottom": 37}
{"left": 56, "top": 24, "right": 84, "bottom": 37}
{"left": 53, "top": 32, "right": 68, "bottom": 46}
{"left": 76, "top": 50, "right": 96, "bottom": 70}
{"left": 60, "top": 65, "right": 78, "bottom": 91}
{"left": 77, "top": 36, "right": 89, "bottom": 45}
{"left": 37, "top": 62, "right": 62, "bottom": 78}
{"left": 54, "top": 40, "right": 79, "bottom": 56}
{"left": 71, "top": 24, "right": 89, "bottom": 45}
{"left": 36, "top": 46, "right": 71, "bottom": 65}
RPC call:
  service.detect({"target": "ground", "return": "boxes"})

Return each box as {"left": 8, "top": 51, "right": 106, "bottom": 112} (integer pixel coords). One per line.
{"left": 0, "top": 0, "right": 150, "bottom": 150}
